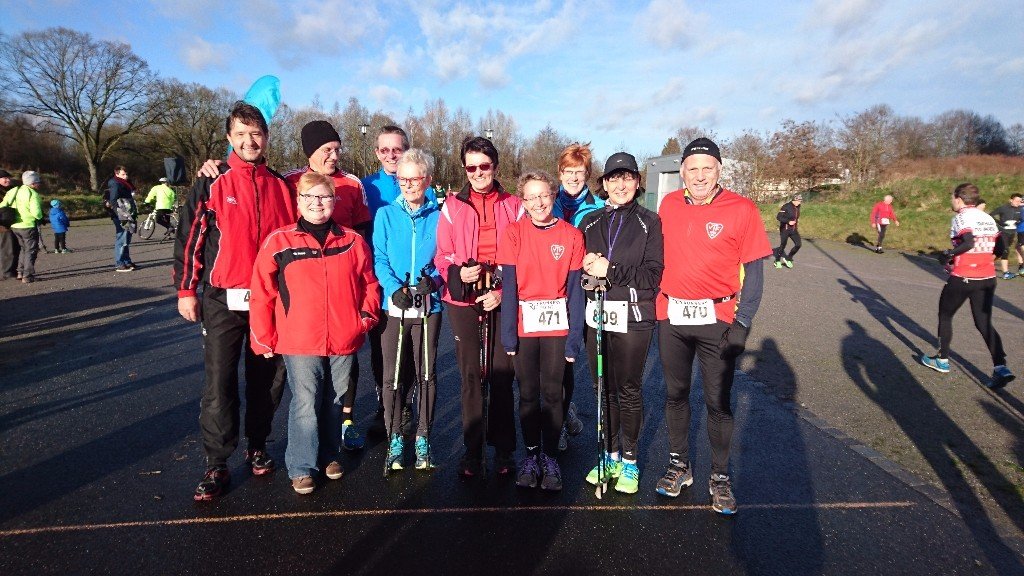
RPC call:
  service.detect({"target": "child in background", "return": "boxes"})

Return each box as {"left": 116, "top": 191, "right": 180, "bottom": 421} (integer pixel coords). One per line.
{"left": 49, "top": 199, "right": 71, "bottom": 253}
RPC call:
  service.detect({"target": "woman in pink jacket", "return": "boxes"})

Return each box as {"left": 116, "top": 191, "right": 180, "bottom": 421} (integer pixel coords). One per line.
{"left": 434, "top": 135, "right": 525, "bottom": 477}
{"left": 870, "top": 195, "right": 900, "bottom": 253}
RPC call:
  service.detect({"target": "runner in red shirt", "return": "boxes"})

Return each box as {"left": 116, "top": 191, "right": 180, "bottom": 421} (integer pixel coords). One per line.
{"left": 870, "top": 195, "right": 900, "bottom": 253}
{"left": 655, "top": 138, "right": 772, "bottom": 515}
{"left": 498, "top": 170, "right": 585, "bottom": 491}
{"left": 921, "top": 183, "right": 1015, "bottom": 389}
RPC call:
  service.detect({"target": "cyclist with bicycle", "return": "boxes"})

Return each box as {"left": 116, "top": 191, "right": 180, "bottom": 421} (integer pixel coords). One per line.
{"left": 144, "top": 177, "right": 177, "bottom": 238}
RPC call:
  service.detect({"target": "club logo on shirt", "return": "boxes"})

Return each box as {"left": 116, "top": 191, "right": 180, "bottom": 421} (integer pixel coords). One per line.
{"left": 551, "top": 244, "right": 565, "bottom": 260}
{"left": 227, "top": 196, "right": 238, "bottom": 205}
{"left": 706, "top": 222, "right": 723, "bottom": 239}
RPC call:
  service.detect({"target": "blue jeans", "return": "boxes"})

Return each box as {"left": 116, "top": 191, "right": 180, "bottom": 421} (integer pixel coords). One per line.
{"left": 282, "top": 354, "right": 353, "bottom": 479}
{"left": 112, "top": 218, "right": 133, "bottom": 266}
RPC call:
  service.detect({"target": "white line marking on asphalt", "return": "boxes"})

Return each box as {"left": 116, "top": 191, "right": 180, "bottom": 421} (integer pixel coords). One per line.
{"left": 0, "top": 501, "right": 916, "bottom": 537}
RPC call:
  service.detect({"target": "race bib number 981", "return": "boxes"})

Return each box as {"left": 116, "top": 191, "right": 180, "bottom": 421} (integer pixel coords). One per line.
{"left": 667, "top": 296, "right": 716, "bottom": 326}
{"left": 585, "top": 300, "right": 628, "bottom": 333}
{"left": 521, "top": 298, "right": 569, "bottom": 333}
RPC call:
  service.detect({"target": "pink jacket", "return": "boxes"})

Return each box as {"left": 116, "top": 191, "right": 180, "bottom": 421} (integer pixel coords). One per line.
{"left": 434, "top": 182, "right": 525, "bottom": 307}
{"left": 870, "top": 201, "right": 898, "bottom": 225}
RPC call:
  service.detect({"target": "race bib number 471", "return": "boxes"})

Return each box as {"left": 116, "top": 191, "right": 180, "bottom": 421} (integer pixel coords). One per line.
{"left": 521, "top": 298, "right": 569, "bottom": 333}
{"left": 667, "top": 296, "right": 716, "bottom": 326}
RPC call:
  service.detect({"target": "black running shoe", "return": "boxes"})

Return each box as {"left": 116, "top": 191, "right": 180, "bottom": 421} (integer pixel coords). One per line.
{"left": 494, "top": 451, "right": 515, "bottom": 475}
{"left": 245, "top": 449, "right": 275, "bottom": 476}
{"left": 193, "top": 466, "right": 230, "bottom": 501}
{"left": 459, "top": 455, "right": 483, "bottom": 478}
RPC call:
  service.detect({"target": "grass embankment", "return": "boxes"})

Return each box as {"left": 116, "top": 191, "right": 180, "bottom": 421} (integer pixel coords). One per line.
{"left": 760, "top": 174, "right": 1024, "bottom": 254}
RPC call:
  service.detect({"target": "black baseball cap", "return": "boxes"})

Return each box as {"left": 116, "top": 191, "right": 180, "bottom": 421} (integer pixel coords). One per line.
{"left": 602, "top": 152, "right": 639, "bottom": 177}
{"left": 682, "top": 138, "right": 721, "bottom": 163}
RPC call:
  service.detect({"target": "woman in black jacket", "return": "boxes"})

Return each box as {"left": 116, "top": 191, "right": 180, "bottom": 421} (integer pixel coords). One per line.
{"left": 578, "top": 152, "right": 664, "bottom": 495}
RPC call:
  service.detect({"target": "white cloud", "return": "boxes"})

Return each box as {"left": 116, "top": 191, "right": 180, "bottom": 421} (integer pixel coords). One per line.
{"left": 182, "top": 37, "right": 230, "bottom": 71}
{"left": 635, "top": 0, "right": 711, "bottom": 51}
{"left": 245, "top": 0, "right": 385, "bottom": 69}
{"left": 379, "top": 43, "right": 410, "bottom": 79}
{"left": 588, "top": 76, "right": 691, "bottom": 132}
{"left": 812, "top": 0, "right": 882, "bottom": 34}
{"left": 369, "top": 84, "right": 403, "bottom": 107}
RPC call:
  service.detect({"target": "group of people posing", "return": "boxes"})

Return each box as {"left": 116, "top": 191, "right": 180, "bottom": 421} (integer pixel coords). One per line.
{"left": 172, "top": 101, "right": 772, "bottom": 516}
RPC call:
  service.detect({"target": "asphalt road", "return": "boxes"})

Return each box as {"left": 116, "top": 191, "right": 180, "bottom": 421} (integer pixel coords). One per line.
{"left": 0, "top": 219, "right": 1022, "bottom": 575}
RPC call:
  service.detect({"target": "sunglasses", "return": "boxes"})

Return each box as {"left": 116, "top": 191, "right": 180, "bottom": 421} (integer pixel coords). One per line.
{"left": 464, "top": 162, "right": 493, "bottom": 174}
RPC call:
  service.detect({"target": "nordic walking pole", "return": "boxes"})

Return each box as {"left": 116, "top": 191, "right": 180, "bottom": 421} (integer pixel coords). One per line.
{"left": 419, "top": 266, "right": 434, "bottom": 469}
{"left": 384, "top": 272, "right": 411, "bottom": 478}
{"left": 478, "top": 262, "right": 492, "bottom": 475}
{"left": 594, "top": 283, "right": 609, "bottom": 498}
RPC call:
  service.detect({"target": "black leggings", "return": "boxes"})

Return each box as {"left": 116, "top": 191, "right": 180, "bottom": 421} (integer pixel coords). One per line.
{"left": 659, "top": 320, "right": 736, "bottom": 475}
{"left": 774, "top": 227, "right": 801, "bottom": 261}
{"left": 380, "top": 313, "right": 441, "bottom": 437}
{"left": 586, "top": 327, "right": 653, "bottom": 461}
{"left": 937, "top": 276, "right": 1006, "bottom": 365}
{"left": 514, "top": 336, "right": 567, "bottom": 457}
{"left": 54, "top": 232, "right": 67, "bottom": 252}
{"left": 876, "top": 224, "right": 888, "bottom": 248}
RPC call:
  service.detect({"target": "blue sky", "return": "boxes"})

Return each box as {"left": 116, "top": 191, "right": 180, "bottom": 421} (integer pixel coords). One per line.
{"left": 4, "top": 0, "right": 1023, "bottom": 161}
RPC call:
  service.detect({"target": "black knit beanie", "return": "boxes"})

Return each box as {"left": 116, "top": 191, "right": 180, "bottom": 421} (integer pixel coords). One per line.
{"left": 301, "top": 120, "right": 341, "bottom": 158}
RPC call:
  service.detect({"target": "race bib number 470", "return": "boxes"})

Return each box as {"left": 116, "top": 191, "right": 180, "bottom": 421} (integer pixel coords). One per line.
{"left": 226, "top": 288, "right": 251, "bottom": 311}
{"left": 521, "top": 298, "right": 569, "bottom": 333}
{"left": 585, "top": 299, "right": 628, "bottom": 333}
{"left": 667, "top": 296, "right": 716, "bottom": 326}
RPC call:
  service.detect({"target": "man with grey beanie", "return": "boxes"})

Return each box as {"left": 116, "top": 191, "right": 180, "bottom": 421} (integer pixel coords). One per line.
{"left": 0, "top": 171, "right": 44, "bottom": 283}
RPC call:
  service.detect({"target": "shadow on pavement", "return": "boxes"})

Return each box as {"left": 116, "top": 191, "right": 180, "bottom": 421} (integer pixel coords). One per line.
{"left": 842, "top": 319, "right": 1024, "bottom": 573}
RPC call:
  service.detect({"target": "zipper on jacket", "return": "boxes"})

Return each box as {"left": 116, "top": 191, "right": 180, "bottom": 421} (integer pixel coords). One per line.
{"left": 252, "top": 168, "right": 261, "bottom": 241}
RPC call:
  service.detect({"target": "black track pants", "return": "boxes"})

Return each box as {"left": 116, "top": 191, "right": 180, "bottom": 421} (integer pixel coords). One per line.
{"left": 380, "top": 313, "right": 441, "bottom": 437}
{"left": 200, "top": 286, "right": 287, "bottom": 466}
{"left": 659, "top": 320, "right": 736, "bottom": 475}
{"left": 937, "top": 276, "right": 1006, "bottom": 365}
{"left": 514, "top": 336, "right": 567, "bottom": 457}
{"left": 586, "top": 327, "right": 653, "bottom": 461}
{"left": 774, "top": 227, "right": 801, "bottom": 261}
{"left": 448, "top": 304, "right": 516, "bottom": 459}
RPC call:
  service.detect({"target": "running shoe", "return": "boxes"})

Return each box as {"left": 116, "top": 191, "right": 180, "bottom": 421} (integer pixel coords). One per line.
{"left": 875, "top": 247, "right": 884, "bottom": 254}
{"left": 783, "top": 258, "right": 793, "bottom": 269}
{"left": 989, "top": 365, "right": 1016, "bottom": 390}
{"left": 1018, "top": 265, "right": 1024, "bottom": 276}
{"left": 245, "top": 448, "right": 275, "bottom": 476}
{"left": 566, "top": 402, "right": 584, "bottom": 436}
{"left": 709, "top": 473, "right": 738, "bottom": 515}
{"left": 292, "top": 476, "right": 315, "bottom": 495}
{"left": 414, "top": 436, "right": 434, "bottom": 470}
{"left": 516, "top": 454, "right": 541, "bottom": 488}
{"left": 539, "top": 454, "right": 563, "bottom": 491}
{"left": 921, "top": 355, "right": 950, "bottom": 374}
{"left": 585, "top": 453, "right": 623, "bottom": 485}
{"left": 558, "top": 426, "right": 569, "bottom": 451}
{"left": 655, "top": 460, "right": 693, "bottom": 497}
{"left": 494, "top": 451, "right": 515, "bottom": 475}
{"left": 773, "top": 260, "right": 782, "bottom": 269}
{"left": 615, "top": 462, "right": 640, "bottom": 494}
{"left": 325, "top": 461, "right": 344, "bottom": 480}
{"left": 193, "top": 466, "right": 230, "bottom": 501}
{"left": 459, "top": 455, "right": 483, "bottom": 478}
{"left": 386, "top": 434, "right": 404, "bottom": 471}
{"left": 1002, "top": 271, "right": 1016, "bottom": 280}
{"left": 342, "top": 419, "right": 365, "bottom": 451}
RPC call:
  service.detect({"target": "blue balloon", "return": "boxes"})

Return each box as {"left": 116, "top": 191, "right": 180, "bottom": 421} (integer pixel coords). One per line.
{"left": 227, "top": 75, "right": 282, "bottom": 157}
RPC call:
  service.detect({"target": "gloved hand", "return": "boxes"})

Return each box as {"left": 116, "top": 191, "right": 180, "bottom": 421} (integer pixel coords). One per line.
{"left": 719, "top": 322, "right": 749, "bottom": 360}
{"left": 413, "top": 275, "right": 437, "bottom": 295}
{"left": 359, "top": 311, "right": 377, "bottom": 333}
{"left": 392, "top": 288, "right": 413, "bottom": 310}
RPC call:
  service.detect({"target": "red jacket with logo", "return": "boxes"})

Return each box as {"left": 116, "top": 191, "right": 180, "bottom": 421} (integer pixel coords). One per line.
{"left": 174, "top": 152, "right": 296, "bottom": 296}
{"left": 249, "top": 222, "right": 381, "bottom": 356}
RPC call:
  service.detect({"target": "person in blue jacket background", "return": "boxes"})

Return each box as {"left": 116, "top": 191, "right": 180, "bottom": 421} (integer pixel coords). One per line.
{"left": 373, "top": 147, "right": 444, "bottom": 472}
{"left": 49, "top": 199, "right": 71, "bottom": 253}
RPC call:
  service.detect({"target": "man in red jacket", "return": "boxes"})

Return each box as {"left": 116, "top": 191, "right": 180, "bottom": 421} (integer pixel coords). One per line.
{"left": 174, "top": 101, "right": 297, "bottom": 501}
{"left": 870, "top": 195, "right": 900, "bottom": 253}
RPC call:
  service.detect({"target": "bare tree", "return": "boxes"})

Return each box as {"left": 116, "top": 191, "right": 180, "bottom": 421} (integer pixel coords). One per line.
{"left": 1007, "top": 123, "right": 1024, "bottom": 156}
{"left": 149, "top": 80, "right": 235, "bottom": 178}
{"left": 520, "top": 124, "right": 571, "bottom": 181}
{"left": 0, "top": 27, "right": 164, "bottom": 191}
{"left": 770, "top": 119, "right": 838, "bottom": 193}
{"left": 836, "top": 104, "right": 897, "bottom": 183}
{"left": 675, "top": 126, "right": 719, "bottom": 147}
{"left": 723, "top": 130, "right": 772, "bottom": 200}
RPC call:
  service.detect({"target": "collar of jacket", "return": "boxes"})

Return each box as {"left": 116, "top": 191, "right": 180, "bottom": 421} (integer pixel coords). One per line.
{"left": 396, "top": 194, "right": 439, "bottom": 217}
{"left": 227, "top": 150, "right": 269, "bottom": 173}
{"left": 455, "top": 180, "right": 506, "bottom": 204}
{"left": 292, "top": 219, "right": 345, "bottom": 237}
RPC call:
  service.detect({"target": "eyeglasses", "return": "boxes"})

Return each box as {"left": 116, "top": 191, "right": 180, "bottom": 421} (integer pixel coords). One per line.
{"left": 605, "top": 173, "right": 638, "bottom": 185}
{"left": 299, "top": 194, "right": 336, "bottom": 204}
{"left": 522, "top": 193, "right": 553, "bottom": 204}
{"left": 319, "top": 147, "right": 341, "bottom": 157}
{"left": 561, "top": 169, "right": 586, "bottom": 178}
{"left": 378, "top": 147, "right": 405, "bottom": 155}
{"left": 465, "top": 162, "right": 493, "bottom": 174}
{"left": 399, "top": 176, "right": 426, "bottom": 187}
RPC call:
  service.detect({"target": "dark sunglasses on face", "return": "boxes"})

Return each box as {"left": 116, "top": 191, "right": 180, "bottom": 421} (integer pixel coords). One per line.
{"left": 464, "top": 162, "right": 493, "bottom": 174}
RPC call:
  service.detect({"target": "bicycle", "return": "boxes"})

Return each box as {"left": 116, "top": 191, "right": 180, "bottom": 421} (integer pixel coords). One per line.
{"left": 139, "top": 206, "right": 179, "bottom": 240}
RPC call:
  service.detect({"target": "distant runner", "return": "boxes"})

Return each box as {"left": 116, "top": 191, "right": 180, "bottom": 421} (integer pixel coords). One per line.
{"left": 773, "top": 193, "right": 802, "bottom": 268}
{"left": 870, "top": 195, "right": 900, "bottom": 254}
{"left": 988, "top": 193, "right": 1022, "bottom": 279}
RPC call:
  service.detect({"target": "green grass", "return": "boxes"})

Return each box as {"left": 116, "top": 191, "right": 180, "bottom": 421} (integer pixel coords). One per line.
{"left": 760, "top": 175, "right": 1024, "bottom": 254}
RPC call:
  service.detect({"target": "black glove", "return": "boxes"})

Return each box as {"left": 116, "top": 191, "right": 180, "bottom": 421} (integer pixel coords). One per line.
{"left": 935, "top": 250, "right": 953, "bottom": 265}
{"left": 719, "top": 322, "right": 749, "bottom": 360}
{"left": 391, "top": 288, "right": 413, "bottom": 310}
{"left": 414, "top": 274, "right": 437, "bottom": 294}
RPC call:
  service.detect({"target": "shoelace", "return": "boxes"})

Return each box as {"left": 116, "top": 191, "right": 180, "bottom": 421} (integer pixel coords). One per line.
{"left": 711, "top": 477, "right": 733, "bottom": 497}
{"left": 664, "top": 464, "right": 687, "bottom": 483}
{"left": 415, "top": 439, "right": 429, "bottom": 457}
{"left": 541, "top": 455, "right": 560, "bottom": 478}
{"left": 522, "top": 456, "right": 541, "bottom": 475}
{"left": 621, "top": 464, "right": 639, "bottom": 481}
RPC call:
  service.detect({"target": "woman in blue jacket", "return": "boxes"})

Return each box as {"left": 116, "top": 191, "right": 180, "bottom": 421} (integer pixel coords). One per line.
{"left": 373, "top": 148, "right": 444, "bottom": 472}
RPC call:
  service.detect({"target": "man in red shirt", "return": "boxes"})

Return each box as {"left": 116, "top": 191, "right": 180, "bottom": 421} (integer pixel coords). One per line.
{"left": 655, "top": 138, "right": 772, "bottom": 515}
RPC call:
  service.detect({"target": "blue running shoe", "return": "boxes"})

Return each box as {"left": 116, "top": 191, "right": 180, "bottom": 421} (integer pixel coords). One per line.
{"left": 921, "top": 355, "right": 950, "bottom": 373}
{"left": 989, "top": 365, "right": 1015, "bottom": 390}
{"left": 386, "top": 434, "right": 404, "bottom": 471}
{"left": 414, "top": 436, "right": 434, "bottom": 470}
{"left": 342, "top": 419, "right": 365, "bottom": 451}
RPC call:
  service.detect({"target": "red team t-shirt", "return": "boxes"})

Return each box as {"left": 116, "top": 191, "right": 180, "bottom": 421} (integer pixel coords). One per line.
{"left": 496, "top": 219, "right": 585, "bottom": 338}
{"left": 284, "top": 167, "right": 371, "bottom": 229}
{"left": 949, "top": 206, "right": 998, "bottom": 279}
{"left": 656, "top": 188, "right": 773, "bottom": 324}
